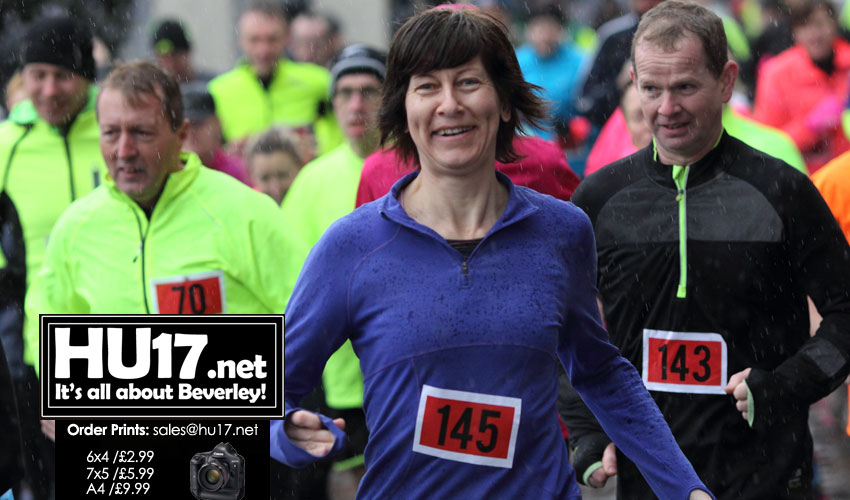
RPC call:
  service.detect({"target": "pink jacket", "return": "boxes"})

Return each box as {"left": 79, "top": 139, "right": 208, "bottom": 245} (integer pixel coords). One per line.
{"left": 753, "top": 39, "right": 850, "bottom": 172}
{"left": 355, "top": 136, "right": 580, "bottom": 207}
{"left": 584, "top": 108, "right": 637, "bottom": 177}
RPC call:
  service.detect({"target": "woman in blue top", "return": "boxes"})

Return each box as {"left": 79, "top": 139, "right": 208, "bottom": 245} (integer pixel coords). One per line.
{"left": 271, "top": 6, "right": 713, "bottom": 499}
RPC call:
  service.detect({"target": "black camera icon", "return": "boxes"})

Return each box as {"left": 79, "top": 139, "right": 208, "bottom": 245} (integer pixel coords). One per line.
{"left": 190, "top": 442, "right": 245, "bottom": 500}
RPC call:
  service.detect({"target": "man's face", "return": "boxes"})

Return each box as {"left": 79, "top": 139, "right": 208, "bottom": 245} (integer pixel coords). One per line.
{"left": 527, "top": 17, "right": 563, "bottom": 58}
{"left": 97, "top": 87, "right": 187, "bottom": 209}
{"left": 238, "top": 11, "right": 287, "bottom": 77}
{"left": 289, "top": 16, "right": 331, "bottom": 66}
{"left": 631, "top": 34, "right": 736, "bottom": 165}
{"left": 22, "top": 63, "right": 89, "bottom": 127}
{"left": 332, "top": 73, "right": 382, "bottom": 145}
{"left": 183, "top": 116, "right": 223, "bottom": 166}
{"left": 156, "top": 51, "right": 192, "bottom": 82}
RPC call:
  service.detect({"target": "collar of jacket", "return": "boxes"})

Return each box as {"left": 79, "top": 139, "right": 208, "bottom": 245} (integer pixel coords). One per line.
{"left": 235, "top": 57, "right": 292, "bottom": 84}
{"left": 377, "top": 169, "right": 540, "bottom": 241}
{"left": 643, "top": 130, "right": 734, "bottom": 190}
{"left": 8, "top": 84, "right": 98, "bottom": 129}
{"left": 104, "top": 151, "right": 202, "bottom": 212}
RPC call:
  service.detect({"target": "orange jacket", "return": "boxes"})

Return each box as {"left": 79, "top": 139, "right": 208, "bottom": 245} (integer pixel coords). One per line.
{"left": 753, "top": 39, "right": 850, "bottom": 172}
{"left": 812, "top": 150, "right": 850, "bottom": 242}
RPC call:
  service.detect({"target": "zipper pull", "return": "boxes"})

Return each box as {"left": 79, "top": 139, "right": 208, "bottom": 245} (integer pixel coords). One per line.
{"left": 132, "top": 242, "right": 142, "bottom": 263}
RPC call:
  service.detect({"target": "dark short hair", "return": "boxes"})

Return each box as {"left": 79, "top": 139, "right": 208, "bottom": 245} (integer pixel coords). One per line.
{"left": 98, "top": 61, "right": 183, "bottom": 131}
{"left": 528, "top": 4, "right": 567, "bottom": 26}
{"left": 789, "top": 0, "right": 835, "bottom": 29}
{"left": 378, "top": 8, "right": 547, "bottom": 165}
{"left": 631, "top": 1, "right": 728, "bottom": 78}
{"left": 242, "top": 0, "right": 288, "bottom": 24}
{"left": 294, "top": 10, "right": 341, "bottom": 37}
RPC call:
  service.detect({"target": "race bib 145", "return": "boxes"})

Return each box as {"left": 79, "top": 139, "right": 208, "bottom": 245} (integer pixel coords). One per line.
{"left": 413, "top": 385, "right": 521, "bottom": 468}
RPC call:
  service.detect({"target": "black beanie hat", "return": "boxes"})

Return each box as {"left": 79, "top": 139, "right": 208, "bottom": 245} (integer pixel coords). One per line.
{"left": 22, "top": 16, "right": 96, "bottom": 81}
{"left": 330, "top": 44, "right": 387, "bottom": 97}
{"left": 152, "top": 20, "right": 191, "bottom": 55}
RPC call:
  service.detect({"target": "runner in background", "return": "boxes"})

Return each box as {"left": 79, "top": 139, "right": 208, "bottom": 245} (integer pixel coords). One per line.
{"left": 0, "top": 16, "right": 105, "bottom": 500}
{"left": 208, "top": 0, "right": 343, "bottom": 157}
{"left": 566, "top": 2, "right": 850, "bottom": 498}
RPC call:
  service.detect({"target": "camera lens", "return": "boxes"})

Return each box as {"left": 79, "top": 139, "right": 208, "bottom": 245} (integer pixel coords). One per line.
{"left": 199, "top": 463, "right": 227, "bottom": 491}
{"left": 206, "top": 469, "right": 221, "bottom": 484}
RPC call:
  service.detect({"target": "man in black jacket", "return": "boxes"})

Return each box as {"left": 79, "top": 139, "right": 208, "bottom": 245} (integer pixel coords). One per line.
{"left": 0, "top": 341, "right": 23, "bottom": 498}
{"left": 565, "top": 2, "right": 850, "bottom": 499}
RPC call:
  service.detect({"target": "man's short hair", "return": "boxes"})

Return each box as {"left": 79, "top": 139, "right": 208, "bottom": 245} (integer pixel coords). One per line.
{"left": 294, "top": 10, "right": 340, "bottom": 37}
{"left": 98, "top": 61, "right": 183, "bottom": 131}
{"left": 527, "top": 4, "right": 567, "bottom": 26}
{"left": 631, "top": 1, "right": 728, "bottom": 78}
{"left": 242, "top": 0, "right": 288, "bottom": 23}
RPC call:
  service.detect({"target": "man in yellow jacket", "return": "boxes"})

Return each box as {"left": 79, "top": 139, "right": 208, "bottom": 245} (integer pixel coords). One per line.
{"left": 0, "top": 17, "right": 105, "bottom": 499}
{"left": 208, "top": 0, "right": 342, "bottom": 155}
{"left": 25, "top": 61, "right": 305, "bottom": 377}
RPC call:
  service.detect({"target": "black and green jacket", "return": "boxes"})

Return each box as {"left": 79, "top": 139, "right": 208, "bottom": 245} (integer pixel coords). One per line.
{"left": 565, "top": 132, "right": 850, "bottom": 499}
{"left": 0, "top": 86, "right": 104, "bottom": 376}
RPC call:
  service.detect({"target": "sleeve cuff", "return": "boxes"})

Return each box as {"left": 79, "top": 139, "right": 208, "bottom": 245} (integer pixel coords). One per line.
{"left": 745, "top": 382, "right": 755, "bottom": 428}
{"left": 269, "top": 409, "right": 348, "bottom": 469}
{"left": 582, "top": 461, "right": 603, "bottom": 487}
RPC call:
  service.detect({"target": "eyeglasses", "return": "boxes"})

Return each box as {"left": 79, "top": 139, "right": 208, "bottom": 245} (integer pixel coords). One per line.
{"left": 334, "top": 86, "right": 381, "bottom": 103}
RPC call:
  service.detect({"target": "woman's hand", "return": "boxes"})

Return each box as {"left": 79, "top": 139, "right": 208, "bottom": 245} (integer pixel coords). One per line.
{"left": 284, "top": 410, "right": 345, "bottom": 457}
{"left": 689, "top": 489, "right": 713, "bottom": 499}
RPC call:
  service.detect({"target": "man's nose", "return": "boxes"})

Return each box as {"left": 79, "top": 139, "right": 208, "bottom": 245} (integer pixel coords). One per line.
{"left": 116, "top": 133, "right": 137, "bottom": 159}
{"left": 347, "top": 90, "right": 367, "bottom": 110}
{"left": 42, "top": 76, "right": 60, "bottom": 97}
{"left": 659, "top": 91, "right": 679, "bottom": 115}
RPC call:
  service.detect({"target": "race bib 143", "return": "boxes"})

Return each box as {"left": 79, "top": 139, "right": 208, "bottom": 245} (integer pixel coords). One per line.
{"left": 642, "top": 329, "right": 727, "bottom": 395}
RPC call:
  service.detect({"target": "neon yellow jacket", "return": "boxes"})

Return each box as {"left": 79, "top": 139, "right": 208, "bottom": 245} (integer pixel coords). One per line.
{"left": 208, "top": 59, "right": 343, "bottom": 155}
{"left": 281, "top": 142, "right": 364, "bottom": 409}
{"left": 723, "top": 107, "right": 808, "bottom": 174}
{"left": 25, "top": 153, "right": 306, "bottom": 375}
{"left": 0, "top": 86, "right": 104, "bottom": 290}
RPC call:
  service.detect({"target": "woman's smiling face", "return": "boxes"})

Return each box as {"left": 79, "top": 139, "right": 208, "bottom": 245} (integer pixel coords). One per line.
{"left": 404, "top": 55, "right": 510, "bottom": 176}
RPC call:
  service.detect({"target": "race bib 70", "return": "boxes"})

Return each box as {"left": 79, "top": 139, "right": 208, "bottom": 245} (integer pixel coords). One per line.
{"left": 413, "top": 385, "right": 521, "bottom": 468}
{"left": 642, "top": 329, "right": 727, "bottom": 395}
{"left": 150, "top": 271, "right": 226, "bottom": 314}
